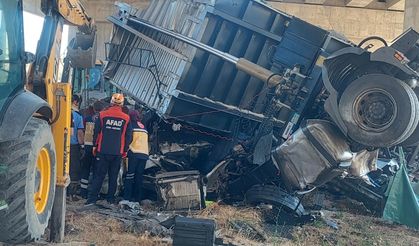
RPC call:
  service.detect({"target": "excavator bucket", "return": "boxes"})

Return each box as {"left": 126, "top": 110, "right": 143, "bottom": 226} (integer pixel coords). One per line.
{"left": 67, "top": 31, "right": 97, "bottom": 68}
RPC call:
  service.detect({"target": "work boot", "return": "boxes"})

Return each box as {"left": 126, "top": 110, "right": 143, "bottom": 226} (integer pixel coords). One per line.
{"left": 84, "top": 200, "right": 96, "bottom": 206}
{"left": 70, "top": 194, "right": 83, "bottom": 202}
{"left": 80, "top": 189, "right": 88, "bottom": 199}
{"left": 96, "top": 200, "right": 108, "bottom": 207}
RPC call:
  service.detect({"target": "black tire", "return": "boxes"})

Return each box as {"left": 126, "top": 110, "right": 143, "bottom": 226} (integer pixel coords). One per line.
{"left": 245, "top": 185, "right": 305, "bottom": 217}
{"left": 403, "top": 124, "right": 419, "bottom": 147}
{"left": 402, "top": 88, "right": 419, "bottom": 147}
{"left": 0, "top": 117, "right": 56, "bottom": 243}
{"left": 399, "top": 87, "right": 419, "bottom": 143}
{"left": 339, "top": 74, "right": 419, "bottom": 147}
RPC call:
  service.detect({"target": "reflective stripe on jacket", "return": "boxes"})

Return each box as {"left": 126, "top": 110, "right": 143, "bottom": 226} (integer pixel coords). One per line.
{"left": 129, "top": 121, "right": 149, "bottom": 159}
{"left": 84, "top": 113, "right": 99, "bottom": 146}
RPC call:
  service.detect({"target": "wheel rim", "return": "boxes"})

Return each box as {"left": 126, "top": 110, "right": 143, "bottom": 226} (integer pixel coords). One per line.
{"left": 353, "top": 88, "right": 397, "bottom": 132}
{"left": 34, "top": 147, "right": 51, "bottom": 214}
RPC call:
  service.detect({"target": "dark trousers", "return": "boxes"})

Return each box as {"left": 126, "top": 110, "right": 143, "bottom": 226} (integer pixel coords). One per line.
{"left": 87, "top": 153, "right": 121, "bottom": 204}
{"left": 123, "top": 154, "right": 147, "bottom": 202}
{"left": 80, "top": 146, "right": 94, "bottom": 197}
{"left": 68, "top": 145, "right": 81, "bottom": 195}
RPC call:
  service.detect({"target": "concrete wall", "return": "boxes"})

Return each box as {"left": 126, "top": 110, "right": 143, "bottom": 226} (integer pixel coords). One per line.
{"left": 76, "top": 0, "right": 150, "bottom": 60}
{"left": 77, "top": 0, "right": 115, "bottom": 61}
{"left": 84, "top": 0, "right": 405, "bottom": 59}
{"left": 24, "top": 0, "right": 407, "bottom": 58}
{"left": 404, "top": 0, "right": 419, "bottom": 30}
{"left": 267, "top": 2, "right": 405, "bottom": 45}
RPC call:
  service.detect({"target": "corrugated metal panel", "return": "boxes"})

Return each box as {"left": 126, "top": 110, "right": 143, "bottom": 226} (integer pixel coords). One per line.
{"left": 137, "top": 0, "right": 213, "bottom": 58}
{"left": 105, "top": 0, "right": 349, "bottom": 135}
{"left": 106, "top": 22, "right": 189, "bottom": 112}
{"left": 105, "top": 0, "right": 212, "bottom": 114}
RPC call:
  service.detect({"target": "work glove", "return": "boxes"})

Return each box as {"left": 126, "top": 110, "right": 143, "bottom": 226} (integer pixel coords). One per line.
{"left": 92, "top": 147, "right": 97, "bottom": 156}
{"left": 122, "top": 152, "right": 128, "bottom": 159}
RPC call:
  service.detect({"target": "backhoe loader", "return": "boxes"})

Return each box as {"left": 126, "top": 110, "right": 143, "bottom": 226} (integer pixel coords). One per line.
{"left": 0, "top": 0, "right": 96, "bottom": 243}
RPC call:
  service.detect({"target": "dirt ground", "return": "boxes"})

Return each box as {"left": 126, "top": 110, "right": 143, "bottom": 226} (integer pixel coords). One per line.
{"left": 56, "top": 196, "right": 419, "bottom": 246}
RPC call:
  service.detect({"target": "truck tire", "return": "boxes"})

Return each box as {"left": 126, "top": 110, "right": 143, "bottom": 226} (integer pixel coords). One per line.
{"left": 403, "top": 124, "right": 419, "bottom": 147}
{"left": 339, "top": 74, "right": 419, "bottom": 147}
{"left": 402, "top": 89, "right": 419, "bottom": 147}
{"left": 245, "top": 185, "right": 305, "bottom": 217}
{"left": 0, "top": 117, "right": 56, "bottom": 243}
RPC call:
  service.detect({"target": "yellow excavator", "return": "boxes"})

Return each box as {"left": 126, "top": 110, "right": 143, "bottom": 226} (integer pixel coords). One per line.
{"left": 0, "top": 0, "right": 95, "bottom": 243}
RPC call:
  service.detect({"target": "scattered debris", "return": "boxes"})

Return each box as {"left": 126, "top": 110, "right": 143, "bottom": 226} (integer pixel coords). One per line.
{"left": 228, "top": 220, "right": 266, "bottom": 242}
{"left": 65, "top": 205, "right": 171, "bottom": 246}
{"left": 124, "top": 219, "right": 172, "bottom": 237}
{"left": 66, "top": 3, "right": 419, "bottom": 246}
{"left": 119, "top": 200, "right": 142, "bottom": 214}
{"left": 173, "top": 217, "right": 216, "bottom": 246}
{"left": 156, "top": 171, "right": 203, "bottom": 210}
{"left": 101, "top": 0, "right": 419, "bottom": 237}
{"left": 312, "top": 211, "right": 339, "bottom": 230}
{"left": 64, "top": 198, "right": 419, "bottom": 246}
{"left": 245, "top": 185, "right": 306, "bottom": 217}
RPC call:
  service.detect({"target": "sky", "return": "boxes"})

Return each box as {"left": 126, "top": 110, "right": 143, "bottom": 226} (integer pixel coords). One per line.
{"left": 23, "top": 11, "right": 69, "bottom": 56}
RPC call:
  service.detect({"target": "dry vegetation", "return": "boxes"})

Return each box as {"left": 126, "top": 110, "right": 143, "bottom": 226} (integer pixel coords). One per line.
{"left": 39, "top": 198, "right": 419, "bottom": 246}
{"left": 292, "top": 211, "right": 419, "bottom": 246}
{"left": 198, "top": 203, "right": 267, "bottom": 246}
{"left": 64, "top": 209, "right": 169, "bottom": 246}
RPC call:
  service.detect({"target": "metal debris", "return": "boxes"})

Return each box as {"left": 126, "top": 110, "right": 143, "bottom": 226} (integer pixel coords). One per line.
{"left": 156, "top": 171, "right": 203, "bottom": 210}
{"left": 173, "top": 217, "right": 216, "bottom": 246}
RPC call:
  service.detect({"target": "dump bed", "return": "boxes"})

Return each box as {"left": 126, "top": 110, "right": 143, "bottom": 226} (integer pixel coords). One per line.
{"left": 105, "top": 0, "right": 350, "bottom": 137}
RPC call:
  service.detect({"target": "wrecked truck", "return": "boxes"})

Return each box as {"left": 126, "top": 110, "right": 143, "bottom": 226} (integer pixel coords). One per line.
{"left": 103, "top": 0, "right": 419, "bottom": 213}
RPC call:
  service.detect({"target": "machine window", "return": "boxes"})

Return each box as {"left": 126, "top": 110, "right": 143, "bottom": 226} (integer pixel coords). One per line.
{"left": 0, "top": 0, "right": 24, "bottom": 111}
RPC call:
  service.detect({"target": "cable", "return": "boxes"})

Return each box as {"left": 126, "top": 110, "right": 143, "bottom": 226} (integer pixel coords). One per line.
{"left": 266, "top": 73, "right": 281, "bottom": 87}
{"left": 358, "top": 36, "right": 388, "bottom": 48}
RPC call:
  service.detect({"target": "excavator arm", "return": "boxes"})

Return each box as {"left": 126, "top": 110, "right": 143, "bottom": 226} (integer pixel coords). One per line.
{"left": 53, "top": 0, "right": 94, "bottom": 28}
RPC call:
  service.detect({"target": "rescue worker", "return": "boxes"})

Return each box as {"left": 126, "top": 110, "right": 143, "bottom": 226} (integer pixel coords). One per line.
{"left": 122, "top": 105, "right": 130, "bottom": 115}
{"left": 69, "top": 94, "right": 84, "bottom": 196}
{"left": 86, "top": 93, "right": 132, "bottom": 205}
{"left": 80, "top": 100, "right": 104, "bottom": 198}
{"left": 122, "top": 109, "right": 149, "bottom": 203}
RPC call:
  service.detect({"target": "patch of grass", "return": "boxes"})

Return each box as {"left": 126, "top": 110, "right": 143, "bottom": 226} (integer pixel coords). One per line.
{"left": 312, "top": 220, "right": 325, "bottom": 228}
{"left": 65, "top": 211, "right": 169, "bottom": 246}
{"left": 334, "top": 211, "right": 344, "bottom": 220}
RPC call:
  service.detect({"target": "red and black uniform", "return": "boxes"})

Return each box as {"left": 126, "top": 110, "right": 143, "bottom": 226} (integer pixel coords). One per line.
{"left": 94, "top": 106, "right": 132, "bottom": 155}
{"left": 87, "top": 106, "right": 132, "bottom": 204}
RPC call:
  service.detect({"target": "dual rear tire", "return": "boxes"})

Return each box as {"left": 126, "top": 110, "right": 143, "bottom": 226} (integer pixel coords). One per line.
{"left": 339, "top": 74, "right": 419, "bottom": 147}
